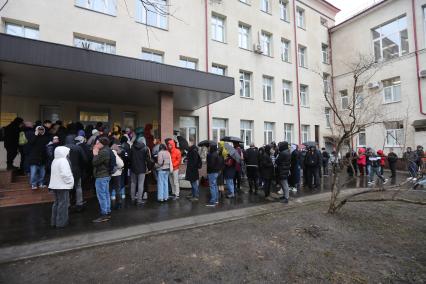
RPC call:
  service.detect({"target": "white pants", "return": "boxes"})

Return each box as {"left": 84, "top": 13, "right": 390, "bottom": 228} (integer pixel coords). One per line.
{"left": 169, "top": 169, "right": 180, "bottom": 197}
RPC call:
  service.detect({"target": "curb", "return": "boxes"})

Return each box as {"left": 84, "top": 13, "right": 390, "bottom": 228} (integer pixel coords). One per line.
{"left": 0, "top": 188, "right": 362, "bottom": 264}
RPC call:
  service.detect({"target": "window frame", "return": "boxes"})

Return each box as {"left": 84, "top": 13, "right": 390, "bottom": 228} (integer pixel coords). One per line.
{"left": 282, "top": 80, "right": 292, "bottom": 105}
{"left": 279, "top": 0, "right": 289, "bottom": 22}
{"left": 340, "top": 90, "right": 349, "bottom": 110}
{"left": 385, "top": 122, "right": 404, "bottom": 147}
{"left": 239, "top": 70, "right": 252, "bottom": 98}
{"left": 264, "top": 122, "right": 275, "bottom": 145}
{"left": 296, "top": 7, "right": 305, "bottom": 29}
{"left": 212, "top": 118, "right": 228, "bottom": 142}
{"left": 238, "top": 23, "right": 251, "bottom": 50}
{"left": 141, "top": 49, "right": 164, "bottom": 63}
{"left": 5, "top": 21, "right": 39, "bottom": 39}
{"left": 211, "top": 63, "right": 227, "bottom": 76}
{"left": 260, "top": 0, "right": 271, "bottom": 14}
{"left": 325, "top": 107, "right": 331, "bottom": 128}
{"left": 179, "top": 56, "right": 198, "bottom": 70}
{"left": 357, "top": 129, "right": 366, "bottom": 147}
{"left": 301, "top": 124, "right": 310, "bottom": 143}
{"left": 281, "top": 38, "right": 291, "bottom": 62}
{"left": 382, "top": 77, "right": 401, "bottom": 104}
{"left": 135, "top": 0, "right": 168, "bottom": 30}
{"left": 240, "top": 120, "right": 254, "bottom": 148}
{"left": 75, "top": 0, "right": 117, "bottom": 16}
{"left": 298, "top": 45, "right": 307, "bottom": 68}
{"left": 73, "top": 35, "right": 116, "bottom": 54}
{"left": 300, "top": 84, "right": 309, "bottom": 107}
{"left": 284, "top": 123, "right": 293, "bottom": 143}
{"left": 321, "top": 43, "right": 329, "bottom": 64}
{"left": 211, "top": 13, "right": 226, "bottom": 43}
{"left": 262, "top": 76, "right": 274, "bottom": 102}
{"left": 260, "top": 31, "right": 272, "bottom": 56}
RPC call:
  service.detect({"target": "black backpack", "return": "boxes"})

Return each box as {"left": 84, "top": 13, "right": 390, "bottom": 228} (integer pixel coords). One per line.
{"left": 109, "top": 149, "right": 117, "bottom": 175}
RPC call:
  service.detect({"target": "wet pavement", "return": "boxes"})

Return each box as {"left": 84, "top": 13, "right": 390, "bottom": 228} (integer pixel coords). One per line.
{"left": 0, "top": 171, "right": 407, "bottom": 248}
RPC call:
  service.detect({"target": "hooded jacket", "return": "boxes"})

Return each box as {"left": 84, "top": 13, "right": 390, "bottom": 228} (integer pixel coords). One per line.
{"left": 92, "top": 146, "right": 110, "bottom": 178}
{"left": 259, "top": 145, "right": 274, "bottom": 179}
{"left": 357, "top": 148, "right": 367, "bottom": 166}
{"left": 129, "top": 140, "right": 148, "bottom": 174}
{"left": 48, "top": 146, "right": 74, "bottom": 190}
{"left": 276, "top": 142, "right": 291, "bottom": 179}
{"left": 65, "top": 136, "right": 88, "bottom": 181}
{"left": 168, "top": 140, "right": 182, "bottom": 171}
{"left": 377, "top": 150, "right": 386, "bottom": 166}
{"left": 185, "top": 145, "right": 202, "bottom": 182}
{"left": 28, "top": 129, "right": 50, "bottom": 165}
{"left": 207, "top": 145, "right": 223, "bottom": 174}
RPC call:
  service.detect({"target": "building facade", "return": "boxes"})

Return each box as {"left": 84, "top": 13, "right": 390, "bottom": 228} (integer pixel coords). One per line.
{"left": 0, "top": 0, "right": 339, "bottom": 150}
{"left": 331, "top": 0, "right": 426, "bottom": 155}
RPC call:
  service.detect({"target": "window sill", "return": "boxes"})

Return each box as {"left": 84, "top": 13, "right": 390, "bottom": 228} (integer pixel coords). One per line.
{"left": 322, "top": 62, "right": 330, "bottom": 65}
{"left": 74, "top": 5, "right": 117, "bottom": 17}
{"left": 299, "top": 65, "right": 308, "bottom": 69}
{"left": 239, "top": 47, "right": 252, "bottom": 52}
{"left": 212, "top": 39, "right": 227, "bottom": 44}
{"left": 301, "top": 105, "right": 310, "bottom": 108}
{"left": 263, "top": 100, "right": 275, "bottom": 103}
{"left": 239, "top": 1, "right": 251, "bottom": 6}
{"left": 382, "top": 100, "right": 402, "bottom": 105}
{"left": 135, "top": 20, "right": 169, "bottom": 31}
{"left": 297, "top": 26, "right": 306, "bottom": 31}
{"left": 240, "top": 96, "right": 254, "bottom": 100}
{"left": 284, "top": 103, "right": 294, "bottom": 106}
{"left": 261, "top": 53, "right": 274, "bottom": 58}
{"left": 282, "top": 59, "right": 292, "bottom": 64}
{"left": 261, "top": 10, "right": 272, "bottom": 15}
{"left": 280, "top": 19, "right": 290, "bottom": 24}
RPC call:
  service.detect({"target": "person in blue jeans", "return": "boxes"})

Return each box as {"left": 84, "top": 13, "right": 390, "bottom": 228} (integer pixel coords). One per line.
{"left": 156, "top": 144, "right": 172, "bottom": 202}
{"left": 223, "top": 154, "right": 236, "bottom": 198}
{"left": 28, "top": 126, "right": 50, "bottom": 190}
{"left": 206, "top": 144, "right": 223, "bottom": 207}
{"left": 92, "top": 137, "right": 111, "bottom": 223}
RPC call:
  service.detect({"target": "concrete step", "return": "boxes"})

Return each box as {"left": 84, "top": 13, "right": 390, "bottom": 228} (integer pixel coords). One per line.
{"left": 0, "top": 170, "right": 13, "bottom": 187}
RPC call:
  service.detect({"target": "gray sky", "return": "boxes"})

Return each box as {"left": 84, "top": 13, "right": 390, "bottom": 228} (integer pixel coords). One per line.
{"left": 327, "top": 0, "right": 381, "bottom": 23}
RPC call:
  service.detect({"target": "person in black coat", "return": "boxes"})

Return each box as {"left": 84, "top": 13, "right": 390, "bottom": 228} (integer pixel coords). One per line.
{"left": 387, "top": 148, "right": 398, "bottom": 178}
{"left": 276, "top": 142, "right": 291, "bottom": 203}
{"left": 304, "top": 146, "right": 321, "bottom": 189}
{"left": 223, "top": 154, "right": 237, "bottom": 198}
{"left": 321, "top": 148, "right": 330, "bottom": 176}
{"left": 206, "top": 144, "right": 224, "bottom": 206}
{"left": 259, "top": 144, "right": 274, "bottom": 199}
{"left": 3, "top": 117, "right": 24, "bottom": 170}
{"left": 244, "top": 144, "right": 260, "bottom": 194}
{"left": 185, "top": 142, "right": 202, "bottom": 200}
{"left": 28, "top": 126, "right": 50, "bottom": 189}
{"left": 129, "top": 138, "right": 149, "bottom": 205}
{"left": 289, "top": 145, "right": 301, "bottom": 192}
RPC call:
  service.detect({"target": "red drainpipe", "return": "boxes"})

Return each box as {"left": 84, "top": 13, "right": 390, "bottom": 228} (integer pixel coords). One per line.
{"left": 204, "top": 0, "right": 211, "bottom": 139}
{"left": 328, "top": 28, "right": 337, "bottom": 125}
{"left": 411, "top": 0, "right": 425, "bottom": 115}
{"left": 292, "top": 0, "right": 302, "bottom": 145}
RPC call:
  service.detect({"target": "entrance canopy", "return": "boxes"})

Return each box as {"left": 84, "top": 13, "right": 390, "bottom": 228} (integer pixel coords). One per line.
{"left": 0, "top": 34, "right": 234, "bottom": 110}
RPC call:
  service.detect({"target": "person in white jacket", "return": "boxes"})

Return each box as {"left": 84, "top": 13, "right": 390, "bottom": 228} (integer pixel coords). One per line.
{"left": 49, "top": 146, "right": 74, "bottom": 228}
{"left": 110, "top": 144, "right": 125, "bottom": 209}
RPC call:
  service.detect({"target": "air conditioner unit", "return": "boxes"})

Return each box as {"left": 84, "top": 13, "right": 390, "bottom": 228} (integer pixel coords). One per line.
{"left": 367, "top": 82, "right": 380, "bottom": 89}
{"left": 420, "top": 70, "right": 426, "bottom": 78}
{"left": 253, "top": 44, "right": 263, "bottom": 54}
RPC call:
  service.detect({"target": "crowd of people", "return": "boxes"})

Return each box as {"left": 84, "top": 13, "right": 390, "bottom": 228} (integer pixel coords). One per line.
{"left": 1, "top": 117, "right": 425, "bottom": 228}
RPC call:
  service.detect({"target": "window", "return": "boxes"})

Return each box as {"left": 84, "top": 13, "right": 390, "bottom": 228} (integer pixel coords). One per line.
{"left": 296, "top": 7, "right": 305, "bottom": 29}
{"left": 211, "top": 14, "right": 225, "bottom": 42}
{"left": 385, "top": 121, "right": 404, "bottom": 147}
{"left": 280, "top": 1, "right": 289, "bottom": 21}
{"left": 79, "top": 109, "right": 110, "bottom": 126}
{"left": 238, "top": 23, "right": 250, "bottom": 49}
{"left": 301, "top": 125, "right": 310, "bottom": 143}
{"left": 383, "top": 77, "right": 401, "bottom": 103}
{"left": 323, "top": 73, "right": 331, "bottom": 94}
{"left": 212, "top": 118, "right": 228, "bottom": 142}
{"left": 211, "top": 64, "right": 226, "bottom": 76}
{"left": 261, "top": 0, "right": 270, "bottom": 13}
{"left": 298, "top": 45, "right": 307, "bottom": 67}
{"left": 322, "top": 44, "right": 329, "bottom": 64}
{"left": 264, "top": 122, "right": 275, "bottom": 145}
{"left": 320, "top": 17, "right": 328, "bottom": 27}
{"left": 75, "top": 0, "right": 117, "bottom": 16}
{"left": 281, "top": 38, "right": 291, "bottom": 62}
{"left": 283, "top": 80, "right": 292, "bottom": 105}
{"left": 300, "top": 85, "right": 309, "bottom": 107}
{"left": 5, "top": 22, "right": 39, "bottom": 39}
{"left": 141, "top": 49, "right": 163, "bottom": 63}
{"left": 340, "top": 90, "right": 349, "bottom": 109}
{"left": 122, "top": 112, "right": 137, "bottom": 129}
{"left": 180, "top": 56, "right": 198, "bottom": 69}
{"left": 325, "top": 108, "right": 331, "bottom": 128}
{"left": 263, "top": 76, "right": 273, "bottom": 102}
{"left": 284, "top": 123, "right": 293, "bottom": 143}
{"left": 355, "top": 86, "right": 364, "bottom": 108}
{"left": 239, "top": 71, "right": 252, "bottom": 98}
{"left": 357, "top": 129, "right": 366, "bottom": 147}
{"left": 74, "top": 36, "right": 116, "bottom": 54}
{"left": 239, "top": 0, "right": 249, "bottom": 4}
{"left": 40, "top": 105, "right": 60, "bottom": 123}
{"left": 372, "top": 15, "right": 408, "bottom": 61}
{"left": 180, "top": 116, "right": 198, "bottom": 144}
{"left": 135, "top": 0, "right": 167, "bottom": 29}
{"left": 240, "top": 120, "right": 253, "bottom": 148}
{"left": 261, "top": 31, "right": 272, "bottom": 56}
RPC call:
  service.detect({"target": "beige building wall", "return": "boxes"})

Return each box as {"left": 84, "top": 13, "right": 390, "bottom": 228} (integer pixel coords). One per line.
{"left": 331, "top": 0, "right": 426, "bottom": 155}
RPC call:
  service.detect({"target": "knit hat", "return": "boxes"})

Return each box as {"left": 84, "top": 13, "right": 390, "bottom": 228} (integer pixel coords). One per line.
{"left": 92, "top": 129, "right": 99, "bottom": 135}
{"left": 98, "top": 137, "right": 110, "bottom": 146}
{"left": 74, "top": 136, "right": 85, "bottom": 144}
{"left": 77, "top": 130, "right": 85, "bottom": 137}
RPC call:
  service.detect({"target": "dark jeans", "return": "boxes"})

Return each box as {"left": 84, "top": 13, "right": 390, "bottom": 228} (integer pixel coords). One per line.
{"left": 246, "top": 166, "right": 258, "bottom": 192}
{"left": 369, "top": 166, "right": 385, "bottom": 182}
{"left": 234, "top": 171, "right": 241, "bottom": 190}
{"left": 263, "top": 178, "right": 271, "bottom": 197}
{"left": 322, "top": 162, "right": 329, "bottom": 175}
{"left": 110, "top": 175, "right": 122, "bottom": 204}
{"left": 389, "top": 162, "right": 397, "bottom": 177}
{"left": 305, "top": 167, "right": 320, "bottom": 188}
{"left": 51, "top": 189, "right": 70, "bottom": 227}
{"left": 6, "top": 146, "right": 18, "bottom": 168}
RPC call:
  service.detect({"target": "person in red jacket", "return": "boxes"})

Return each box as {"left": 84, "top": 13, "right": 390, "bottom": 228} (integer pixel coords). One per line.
{"left": 357, "top": 148, "right": 367, "bottom": 176}
{"left": 377, "top": 149, "right": 386, "bottom": 175}
{"left": 167, "top": 140, "right": 182, "bottom": 199}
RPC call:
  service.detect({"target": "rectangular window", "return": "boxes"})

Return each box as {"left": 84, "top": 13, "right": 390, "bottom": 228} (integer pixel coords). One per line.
{"left": 284, "top": 123, "right": 293, "bottom": 143}
{"left": 240, "top": 120, "right": 253, "bottom": 148}
{"left": 264, "top": 122, "right": 275, "bottom": 145}
{"left": 357, "top": 129, "right": 366, "bottom": 147}
{"left": 296, "top": 7, "right": 305, "bottom": 29}
{"left": 141, "top": 49, "right": 164, "bottom": 63}
{"left": 385, "top": 121, "right": 404, "bottom": 147}
{"left": 135, "top": 0, "right": 168, "bottom": 29}
{"left": 180, "top": 116, "right": 198, "bottom": 144}
{"left": 261, "top": 31, "right": 272, "bottom": 56}
{"left": 340, "top": 90, "right": 349, "bottom": 109}
{"left": 5, "top": 22, "right": 39, "bottom": 39}
{"left": 298, "top": 45, "right": 307, "bottom": 67}
{"left": 238, "top": 23, "right": 250, "bottom": 49}
{"left": 325, "top": 108, "right": 331, "bottom": 128}
{"left": 300, "top": 85, "right": 309, "bottom": 107}
{"left": 180, "top": 56, "right": 198, "bottom": 70}
{"left": 280, "top": 1, "right": 289, "bottom": 21}
{"left": 261, "top": 0, "right": 270, "bottom": 13}
{"left": 323, "top": 73, "right": 331, "bottom": 94}
{"left": 75, "top": 0, "right": 117, "bottom": 16}
{"left": 301, "top": 125, "right": 310, "bottom": 143}
{"left": 372, "top": 15, "right": 408, "bottom": 61}
{"left": 211, "top": 64, "right": 226, "bottom": 76}
{"left": 281, "top": 38, "right": 291, "bottom": 62}
{"left": 263, "top": 76, "right": 273, "bottom": 102}
{"left": 383, "top": 77, "right": 401, "bottom": 103}
{"left": 283, "top": 80, "right": 292, "bottom": 105}
{"left": 79, "top": 109, "right": 110, "bottom": 125}
{"left": 322, "top": 43, "right": 329, "bottom": 64}
{"left": 355, "top": 86, "right": 364, "bottom": 108}
{"left": 74, "top": 35, "right": 116, "bottom": 54}
{"left": 239, "top": 71, "right": 252, "bottom": 98}
{"left": 212, "top": 118, "right": 228, "bottom": 142}
{"left": 211, "top": 14, "right": 225, "bottom": 42}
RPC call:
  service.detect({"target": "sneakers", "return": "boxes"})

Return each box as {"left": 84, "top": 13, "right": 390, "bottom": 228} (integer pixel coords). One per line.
{"left": 407, "top": 177, "right": 413, "bottom": 181}
{"left": 367, "top": 181, "right": 374, "bottom": 186}
{"left": 412, "top": 178, "right": 417, "bottom": 182}
{"left": 383, "top": 179, "right": 388, "bottom": 185}
{"left": 38, "top": 184, "right": 47, "bottom": 189}
{"left": 277, "top": 189, "right": 284, "bottom": 195}
{"left": 31, "top": 185, "right": 38, "bottom": 190}
{"left": 280, "top": 198, "right": 289, "bottom": 204}
{"left": 206, "top": 203, "right": 216, "bottom": 207}
{"left": 225, "top": 194, "right": 235, "bottom": 199}
{"left": 92, "top": 215, "right": 110, "bottom": 223}
{"left": 266, "top": 196, "right": 275, "bottom": 201}
{"left": 190, "top": 197, "right": 199, "bottom": 202}
{"left": 291, "top": 187, "right": 297, "bottom": 193}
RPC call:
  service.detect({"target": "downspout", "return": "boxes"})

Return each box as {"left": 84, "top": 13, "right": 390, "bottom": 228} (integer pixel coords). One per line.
{"left": 204, "top": 0, "right": 211, "bottom": 139}
{"left": 292, "top": 0, "right": 302, "bottom": 145}
{"left": 328, "top": 28, "right": 337, "bottom": 126}
{"left": 411, "top": 0, "right": 425, "bottom": 115}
